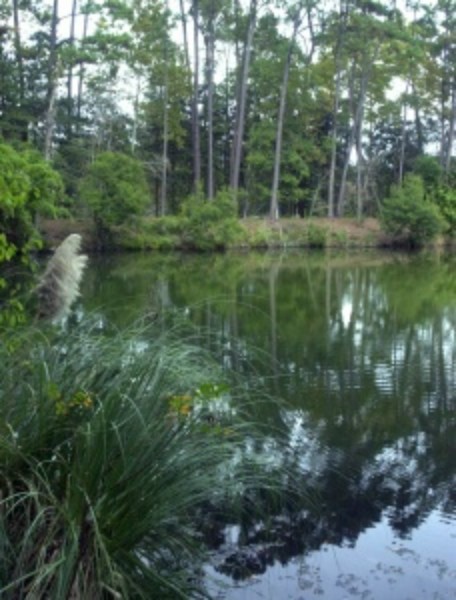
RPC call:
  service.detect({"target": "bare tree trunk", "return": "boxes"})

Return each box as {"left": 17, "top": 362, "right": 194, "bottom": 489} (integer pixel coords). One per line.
{"left": 179, "top": 0, "right": 191, "bottom": 73}
{"left": 440, "top": 83, "right": 446, "bottom": 167}
{"left": 444, "top": 83, "right": 455, "bottom": 175}
{"left": 234, "top": 0, "right": 241, "bottom": 68}
{"left": 270, "top": 7, "right": 302, "bottom": 220}
{"left": 160, "top": 82, "right": 169, "bottom": 215}
{"left": 160, "top": 6, "right": 169, "bottom": 216}
{"left": 12, "top": 0, "right": 25, "bottom": 107}
{"left": 356, "top": 126, "right": 363, "bottom": 219}
{"left": 328, "top": 67, "right": 341, "bottom": 217}
{"left": 206, "top": 3, "right": 215, "bottom": 200}
{"left": 44, "top": 84, "right": 57, "bottom": 161}
{"left": 224, "top": 54, "right": 231, "bottom": 184}
{"left": 398, "top": 83, "right": 409, "bottom": 185}
{"left": 66, "top": 0, "right": 78, "bottom": 137}
{"left": 327, "top": 0, "right": 346, "bottom": 218}
{"left": 337, "top": 50, "right": 375, "bottom": 216}
{"left": 44, "top": 0, "right": 59, "bottom": 159}
{"left": 230, "top": 0, "right": 257, "bottom": 196}
{"left": 192, "top": 0, "right": 202, "bottom": 190}
{"left": 76, "top": 9, "right": 90, "bottom": 131}
{"left": 131, "top": 76, "right": 141, "bottom": 155}
{"left": 412, "top": 86, "right": 424, "bottom": 154}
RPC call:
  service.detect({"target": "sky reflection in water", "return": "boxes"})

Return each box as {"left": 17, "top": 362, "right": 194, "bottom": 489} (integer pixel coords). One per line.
{"left": 82, "top": 250, "right": 456, "bottom": 599}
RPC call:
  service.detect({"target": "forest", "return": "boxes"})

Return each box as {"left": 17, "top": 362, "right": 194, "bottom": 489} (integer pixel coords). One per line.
{"left": 0, "top": 0, "right": 455, "bottom": 258}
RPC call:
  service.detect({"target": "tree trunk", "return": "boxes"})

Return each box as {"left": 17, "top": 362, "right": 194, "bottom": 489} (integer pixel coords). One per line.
{"left": 192, "top": 0, "right": 201, "bottom": 190}
{"left": 356, "top": 125, "right": 363, "bottom": 219}
{"left": 12, "top": 0, "right": 25, "bottom": 107}
{"left": 179, "top": 0, "right": 191, "bottom": 74}
{"left": 327, "top": 1, "right": 346, "bottom": 218}
{"left": 160, "top": 1, "right": 169, "bottom": 216}
{"left": 412, "top": 85, "right": 424, "bottom": 154}
{"left": 328, "top": 67, "right": 341, "bottom": 217}
{"left": 230, "top": 0, "right": 257, "bottom": 196}
{"left": 270, "top": 7, "right": 302, "bottom": 220}
{"left": 160, "top": 82, "right": 169, "bottom": 216}
{"left": 206, "top": 5, "right": 215, "bottom": 200}
{"left": 44, "top": 0, "right": 59, "bottom": 159}
{"left": 131, "top": 76, "right": 141, "bottom": 155}
{"left": 337, "top": 50, "right": 375, "bottom": 217}
{"left": 398, "top": 83, "right": 409, "bottom": 185}
{"left": 76, "top": 9, "right": 90, "bottom": 131}
{"left": 44, "top": 83, "right": 57, "bottom": 161}
{"left": 444, "top": 83, "right": 455, "bottom": 175}
{"left": 66, "top": 0, "right": 78, "bottom": 138}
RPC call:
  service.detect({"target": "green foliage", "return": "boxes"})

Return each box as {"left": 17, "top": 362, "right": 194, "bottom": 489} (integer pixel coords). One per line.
{"left": 330, "top": 229, "right": 349, "bottom": 247}
{"left": 53, "top": 141, "right": 92, "bottom": 202}
{"left": 307, "top": 223, "right": 328, "bottom": 248}
{"left": 0, "top": 142, "right": 64, "bottom": 263}
{"left": 80, "top": 152, "right": 150, "bottom": 231}
{"left": 380, "top": 175, "right": 445, "bottom": 246}
{"left": 0, "top": 235, "right": 16, "bottom": 264}
{"left": 0, "top": 323, "right": 280, "bottom": 598}
{"left": 180, "top": 188, "right": 243, "bottom": 251}
{"left": 21, "top": 149, "right": 64, "bottom": 217}
{"left": 432, "top": 185, "right": 456, "bottom": 237}
{"left": 114, "top": 216, "right": 184, "bottom": 251}
{"left": 413, "top": 155, "right": 443, "bottom": 190}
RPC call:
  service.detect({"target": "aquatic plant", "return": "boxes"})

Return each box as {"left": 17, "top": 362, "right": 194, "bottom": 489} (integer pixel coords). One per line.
{"left": 0, "top": 242, "right": 300, "bottom": 598}
{"left": 0, "top": 318, "right": 283, "bottom": 599}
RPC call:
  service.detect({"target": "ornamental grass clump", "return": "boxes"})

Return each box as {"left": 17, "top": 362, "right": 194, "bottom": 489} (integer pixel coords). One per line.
{"left": 1, "top": 238, "right": 295, "bottom": 598}
{"left": 0, "top": 321, "right": 277, "bottom": 599}
{"left": 35, "top": 233, "right": 88, "bottom": 322}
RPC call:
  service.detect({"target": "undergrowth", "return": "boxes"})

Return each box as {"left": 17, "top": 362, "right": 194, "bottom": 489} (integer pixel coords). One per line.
{"left": 0, "top": 321, "right": 287, "bottom": 599}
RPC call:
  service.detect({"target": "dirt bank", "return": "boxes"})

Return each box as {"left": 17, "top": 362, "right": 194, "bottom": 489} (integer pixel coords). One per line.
{"left": 39, "top": 216, "right": 392, "bottom": 251}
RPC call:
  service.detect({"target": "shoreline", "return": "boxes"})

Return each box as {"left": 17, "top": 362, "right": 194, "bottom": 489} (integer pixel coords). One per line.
{"left": 39, "top": 217, "right": 453, "bottom": 253}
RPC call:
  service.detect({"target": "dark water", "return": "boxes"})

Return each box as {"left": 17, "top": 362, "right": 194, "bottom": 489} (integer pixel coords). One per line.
{"left": 81, "top": 250, "right": 456, "bottom": 600}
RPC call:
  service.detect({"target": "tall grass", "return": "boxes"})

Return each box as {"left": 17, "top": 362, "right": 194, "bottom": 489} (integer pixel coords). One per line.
{"left": 34, "top": 233, "right": 88, "bottom": 322}
{"left": 0, "top": 322, "right": 280, "bottom": 599}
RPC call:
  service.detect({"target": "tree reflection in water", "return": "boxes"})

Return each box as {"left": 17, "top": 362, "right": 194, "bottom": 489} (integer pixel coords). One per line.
{"left": 83, "top": 251, "right": 456, "bottom": 598}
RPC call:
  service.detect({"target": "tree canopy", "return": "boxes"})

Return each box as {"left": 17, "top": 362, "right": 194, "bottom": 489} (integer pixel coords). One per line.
{"left": 0, "top": 0, "right": 454, "bottom": 225}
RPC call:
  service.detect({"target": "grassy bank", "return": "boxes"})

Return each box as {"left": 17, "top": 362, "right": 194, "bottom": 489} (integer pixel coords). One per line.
{"left": 40, "top": 216, "right": 391, "bottom": 252}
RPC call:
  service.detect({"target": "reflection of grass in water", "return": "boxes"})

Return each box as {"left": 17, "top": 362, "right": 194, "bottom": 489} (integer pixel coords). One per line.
{"left": 0, "top": 321, "right": 289, "bottom": 599}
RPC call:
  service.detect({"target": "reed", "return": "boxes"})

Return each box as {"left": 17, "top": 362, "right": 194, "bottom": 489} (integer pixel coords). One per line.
{"left": 0, "top": 320, "right": 281, "bottom": 599}
{"left": 0, "top": 239, "right": 293, "bottom": 598}
{"left": 34, "top": 233, "right": 88, "bottom": 321}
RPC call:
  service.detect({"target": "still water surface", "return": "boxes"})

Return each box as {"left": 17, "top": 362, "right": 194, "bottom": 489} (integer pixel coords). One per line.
{"left": 82, "top": 250, "right": 456, "bottom": 600}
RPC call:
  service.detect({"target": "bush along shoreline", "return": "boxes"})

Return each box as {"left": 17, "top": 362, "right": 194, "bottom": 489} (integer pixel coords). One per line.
{"left": 0, "top": 237, "right": 298, "bottom": 599}
{"left": 39, "top": 212, "right": 455, "bottom": 254}
{"left": 37, "top": 180, "right": 456, "bottom": 253}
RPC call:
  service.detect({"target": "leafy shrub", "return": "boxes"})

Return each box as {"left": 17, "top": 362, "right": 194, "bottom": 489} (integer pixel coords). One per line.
{"left": 331, "top": 229, "right": 348, "bottom": 247}
{"left": 143, "top": 215, "right": 183, "bottom": 237}
{"left": 381, "top": 175, "right": 445, "bottom": 247}
{"left": 180, "top": 188, "right": 242, "bottom": 250}
{"left": 413, "top": 155, "right": 442, "bottom": 190}
{"left": 247, "top": 224, "right": 276, "bottom": 247}
{"left": 0, "top": 143, "right": 64, "bottom": 262}
{"left": 432, "top": 185, "right": 456, "bottom": 237}
{"left": 114, "top": 217, "right": 184, "bottom": 251}
{"left": 80, "top": 152, "right": 150, "bottom": 234}
{"left": 307, "top": 223, "right": 328, "bottom": 248}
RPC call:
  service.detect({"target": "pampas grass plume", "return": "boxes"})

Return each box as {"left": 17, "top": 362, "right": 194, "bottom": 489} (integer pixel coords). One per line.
{"left": 35, "top": 233, "right": 88, "bottom": 321}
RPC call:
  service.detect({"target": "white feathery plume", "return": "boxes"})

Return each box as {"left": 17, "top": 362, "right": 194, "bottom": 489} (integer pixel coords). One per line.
{"left": 35, "top": 233, "right": 88, "bottom": 322}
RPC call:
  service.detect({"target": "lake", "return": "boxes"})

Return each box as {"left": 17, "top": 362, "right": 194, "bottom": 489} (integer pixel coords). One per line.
{"left": 81, "top": 249, "right": 456, "bottom": 600}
